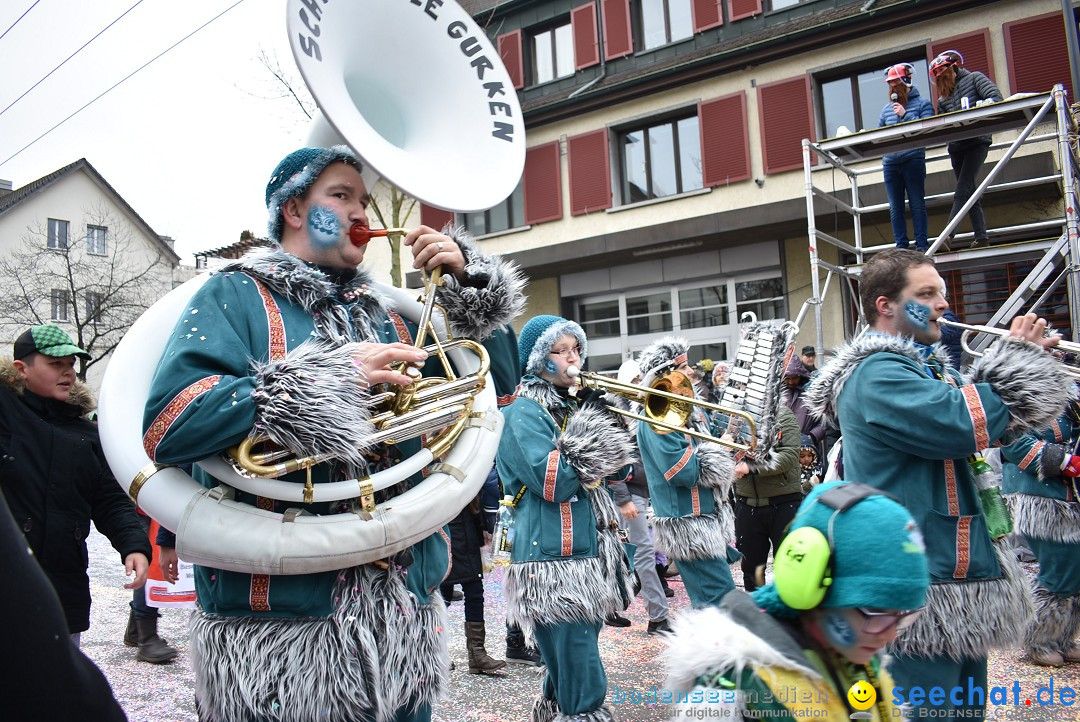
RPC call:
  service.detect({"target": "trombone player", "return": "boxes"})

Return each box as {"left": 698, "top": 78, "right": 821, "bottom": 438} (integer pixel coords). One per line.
{"left": 141, "top": 146, "right": 525, "bottom": 722}
{"left": 635, "top": 337, "right": 740, "bottom": 609}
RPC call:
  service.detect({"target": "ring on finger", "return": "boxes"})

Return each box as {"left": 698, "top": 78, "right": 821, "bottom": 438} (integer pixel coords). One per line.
{"left": 436, "top": 242, "right": 444, "bottom": 251}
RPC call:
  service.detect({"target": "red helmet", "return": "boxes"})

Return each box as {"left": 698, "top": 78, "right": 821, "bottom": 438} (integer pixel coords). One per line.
{"left": 930, "top": 50, "right": 964, "bottom": 77}
{"left": 884, "top": 63, "right": 914, "bottom": 87}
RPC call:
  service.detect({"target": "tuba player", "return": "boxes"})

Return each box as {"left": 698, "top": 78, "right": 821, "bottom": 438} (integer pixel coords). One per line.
{"left": 141, "top": 146, "right": 525, "bottom": 722}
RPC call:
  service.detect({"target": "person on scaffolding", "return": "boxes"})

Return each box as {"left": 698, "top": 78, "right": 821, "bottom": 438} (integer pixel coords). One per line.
{"left": 878, "top": 62, "right": 935, "bottom": 251}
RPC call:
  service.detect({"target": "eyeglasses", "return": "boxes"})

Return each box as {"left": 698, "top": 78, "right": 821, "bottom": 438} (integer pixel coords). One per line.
{"left": 856, "top": 607, "right": 923, "bottom": 634}
{"left": 549, "top": 345, "right": 582, "bottom": 359}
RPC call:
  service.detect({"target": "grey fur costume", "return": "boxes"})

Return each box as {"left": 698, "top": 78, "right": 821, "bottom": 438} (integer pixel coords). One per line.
{"left": 189, "top": 233, "right": 524, "bottom": 722}
{"left": 805, "top": 332, "right": 1070, "bottom": 659}
{"left": 503, "top": 378, "right": 635, "bottom": 644}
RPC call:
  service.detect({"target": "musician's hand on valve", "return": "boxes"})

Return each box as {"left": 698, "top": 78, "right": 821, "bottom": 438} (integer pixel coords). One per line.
{"left": 347, "top": 342, "right": 428, "bottom": 388}
{"left": 1008, "top": 312, "right": 1061, "bottom": 351}
{"left": 404, "top": 226, "right": 466, "bottom": 278}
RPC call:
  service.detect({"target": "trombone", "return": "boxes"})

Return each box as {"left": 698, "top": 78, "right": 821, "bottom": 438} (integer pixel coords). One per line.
{"left": 571, "top": 368, "right": 757, "bottom": 452}
{"left": 229, "top": 247, "right": 490, "bottom": 479}
{"left": 937, "top": 318, "right": 1080, "bottom": 376}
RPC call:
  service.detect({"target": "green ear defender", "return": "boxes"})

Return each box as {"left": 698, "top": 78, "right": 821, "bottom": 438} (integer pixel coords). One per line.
{"left": 773, "top": 526, "right": 833, "bottom": 609}
{"left": 773, "top": 482, "right": 893, "bottom": 610}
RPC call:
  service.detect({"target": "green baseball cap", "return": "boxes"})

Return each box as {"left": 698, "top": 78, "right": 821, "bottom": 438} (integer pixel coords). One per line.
{"left": 14, "top": 324, "right": 90, "bottom": 360}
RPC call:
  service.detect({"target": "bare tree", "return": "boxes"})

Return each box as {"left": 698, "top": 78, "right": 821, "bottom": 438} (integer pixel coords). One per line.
{"left": 0, "top": 203, "right": 172, "bottom": 380}
{"left": 256, "top": 49, "right": 414, "bottom": 287}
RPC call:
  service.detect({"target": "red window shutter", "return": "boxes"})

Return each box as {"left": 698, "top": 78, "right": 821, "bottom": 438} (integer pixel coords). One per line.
{"left": 572, "top": 3, "right": 600, "bottom": 70}
{"left": 567, "top": 129, "right": 611, "bottom": 216}
{"left": 498, "top": 30, "right": 524, "bottom": 90}
{"left": 693, "top": 0, "right": 723, "bottom": 32}
{"left": 758, "top": 75, "right": 813, "bottom": 175}
{"left": 420, "top": 203, "right": 454, "bottom": 231}
{"left": 700, "top": 92, "right": 750, "bottom": 187}
{"left": 601, "top": 0, "right": 633, "bottom": 60}
{"left": 524, "top": 142, "right": 563, "bottom": 224}
{"left": 727, "top": 0, "right": 761, "bottom": 22}
{"left": 1005, "top": 12, "right": 1073, "bottom": 100}
{"left": 930, "top": 29, "right": 994, "bottom": 84}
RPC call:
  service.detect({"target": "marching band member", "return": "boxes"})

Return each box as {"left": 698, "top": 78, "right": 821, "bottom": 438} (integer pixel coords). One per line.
{"left": 141, "top": 146, "right": 525, "bottom": 722}
{"left": 1000, "top": 393, "right": 1080, "bottom": 666}
{"left": 634, "top": 337, "right": 739, "bottom": 608}
{"left": 806, "top": 248, "right": 1068, "bottom": 719}
{"left": 498, "top": 315, "right": 635, "bottom": 722}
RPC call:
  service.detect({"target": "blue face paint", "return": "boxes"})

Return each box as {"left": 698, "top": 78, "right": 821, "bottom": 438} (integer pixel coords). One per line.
{"left": 543, "top": 358, "right": 558, "bottom": 375}
{"left": 307, "top": 205, "right": 342, "bottom": 249}
{"left": 821, "top": 610, "right": 857, "bottom": 649}
{"left": 903, "top": 300, "right": 930, "bottom": 330}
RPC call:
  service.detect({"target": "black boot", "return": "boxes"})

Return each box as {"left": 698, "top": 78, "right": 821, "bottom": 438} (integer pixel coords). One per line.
{"left": 135, "top": 617, "right": 179, "bottom": 664}
{"left": 657, "top": 564, "right": 675, "bottom": 598}
{"left": 465, "top": 621, "right": 506, "bottom": 674}
{"left": 124, "top": 609, "right": 138, "bottom": 647}
{"left": 506, "top": 627, "right": 543, "bottom": 666}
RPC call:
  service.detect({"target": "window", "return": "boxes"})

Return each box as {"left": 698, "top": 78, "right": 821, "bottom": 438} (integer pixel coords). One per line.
{"left": 626, "top": 291, "right": 673, "bottom": 334}
{"left": 619, "top": 114, "right": 702, "bottom": 204}
{"left": 640, "top": 0, "right": 693, "bottom": 51}
{"left": 48, "top": 219, "right": 69, "bottom": 249}
{"left": 85, "top": 291, "right": 104, "bottom": 325}
{"left": 579, "top": 298, "right": 621, "bottom": 339}
{"left": 769, "top": 0, "right": 804, "bottom": 10}
{"left": 679, "top": 285, "right": 729, "bottom": 328}
{"left": 736, "top": 278, "right": 785, "bottom": 321}
{"left": 818, "top": 55, "right": 930, "bottom": 137}
{"left": 86, "top": 225, "right": 106, "bottom": 255}
{"left": 461, "top": 181, "right": 525, "bottom": 236}
{"left": 51, "top": 289, "right": 69, "bottom": 321}
{"left": 531, "top": 20, "right": 574, "bottom": 85}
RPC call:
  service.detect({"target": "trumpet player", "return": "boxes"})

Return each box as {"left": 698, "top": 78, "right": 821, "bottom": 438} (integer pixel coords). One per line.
{"left": 806, "top": 248, "right": 1069, "bottom": 719}
{"left": 635, "top": 337, "right": 740, "bottom": 609}
{"left": 1000, "top": 392, "right": 1080, "bottom": 667}
{"left": 497, "top": 314, "right": 635, "bottom": 722}
{"left": 141, "top": 146, "right": 525, "bottom": 722}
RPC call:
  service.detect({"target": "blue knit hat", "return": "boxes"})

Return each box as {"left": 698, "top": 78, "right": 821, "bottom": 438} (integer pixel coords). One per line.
{"left": 754, "top": 481, "right": 929, "bottom": 614}
{"left": 265, "top": 146, "right": 364, "bottom": 243}
{"left": 518, "top": 314, "right": 587, "bottom": 377}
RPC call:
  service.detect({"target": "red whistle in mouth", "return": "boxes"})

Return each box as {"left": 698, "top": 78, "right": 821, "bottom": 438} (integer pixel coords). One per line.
{"left": 349, "top": 224, "right": 408, "bottom": 247}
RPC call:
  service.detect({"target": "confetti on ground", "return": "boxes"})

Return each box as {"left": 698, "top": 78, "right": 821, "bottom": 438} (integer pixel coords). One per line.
{"left": 81, "top": 531, "right": 1080, "bottom": 721}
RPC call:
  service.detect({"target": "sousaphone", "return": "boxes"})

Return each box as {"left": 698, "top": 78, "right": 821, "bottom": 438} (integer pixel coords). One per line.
{"left": 97, "top": 0, "right": 524, "bottom": 575}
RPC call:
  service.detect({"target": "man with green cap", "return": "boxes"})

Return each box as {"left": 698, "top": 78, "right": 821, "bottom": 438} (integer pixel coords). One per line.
{"left": 142, "top": 146, "right": 525, "bottom": 722}
{"left": 1, "top": 324, "right": 151, "bottom": 646}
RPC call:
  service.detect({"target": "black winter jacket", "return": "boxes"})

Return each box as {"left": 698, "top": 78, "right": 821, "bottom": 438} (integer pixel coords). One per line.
{"left": 0, "top": 369, "right": 151, "bottom": 633}
{"left": 938, "top": 67, "right": 1003, "bottom": 149}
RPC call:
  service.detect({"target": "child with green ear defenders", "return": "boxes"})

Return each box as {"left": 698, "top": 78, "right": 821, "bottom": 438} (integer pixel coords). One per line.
{"left": 664, "top": 481, "right": 930, "bottom": 721}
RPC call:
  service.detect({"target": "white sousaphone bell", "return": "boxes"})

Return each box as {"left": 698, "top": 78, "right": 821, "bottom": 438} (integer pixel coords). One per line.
{"left": 97, "top": 0, "right": 525, "bottom": 575}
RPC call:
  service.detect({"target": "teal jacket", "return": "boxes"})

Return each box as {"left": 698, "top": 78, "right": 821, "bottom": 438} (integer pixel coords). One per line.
{"left": 1001, "top": 410, "right": 1077, "bottom": 502}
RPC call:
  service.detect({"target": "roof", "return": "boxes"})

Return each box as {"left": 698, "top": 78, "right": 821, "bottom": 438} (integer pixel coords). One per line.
{"left": 194, "top": 236, "right": 273, "bottom": 260}
{"left": 0, "top": 158, "right": 181, "bottom": 264}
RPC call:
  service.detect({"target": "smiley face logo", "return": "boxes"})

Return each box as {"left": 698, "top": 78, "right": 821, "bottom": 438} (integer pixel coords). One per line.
{"left": 847, "top": 680, "right": 876, "bottom": 711}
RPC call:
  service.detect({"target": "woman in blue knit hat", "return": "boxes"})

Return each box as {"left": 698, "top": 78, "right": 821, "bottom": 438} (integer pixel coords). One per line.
{"left": 142, "top": 146, "right": 526, "bottom": 722}
{"left": 498, "top": 314, "right": 635, "bottom": 722}
{"left": 665, "top": 482, "right": 930, "bottom": 720}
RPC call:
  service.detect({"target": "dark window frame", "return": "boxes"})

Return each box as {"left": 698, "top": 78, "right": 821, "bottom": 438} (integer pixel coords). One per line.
{"left": 460, "top": 180, "right": 526, "bottom": 237}
{"left": 47, "top": 218, "right": 69, "bottom": 250}
{"left": 616, "top": 110, "right": 702, "bottom": 204}
{"left": 528, "top": 16, "right": 575, "bottom": 87}
{"left": 637, "top": 0, "right": 694, "bottom": 52}
{"left": 814, "top": 49, "right": 930, "bottom": 139}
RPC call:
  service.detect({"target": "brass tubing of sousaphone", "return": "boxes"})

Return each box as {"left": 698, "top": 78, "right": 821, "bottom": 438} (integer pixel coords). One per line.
{"left": 574, "top": 370, "right": 757, "bottom": 452}
{"left": 229, "top": 338, "right": 490, "bottom": 478}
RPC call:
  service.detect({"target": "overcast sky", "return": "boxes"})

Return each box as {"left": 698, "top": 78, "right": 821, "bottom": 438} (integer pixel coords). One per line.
{"left": 0, "top": 1, "right": 310, "bottom": 263}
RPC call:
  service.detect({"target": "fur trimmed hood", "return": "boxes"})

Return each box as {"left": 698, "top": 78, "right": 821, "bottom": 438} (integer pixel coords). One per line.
{"left": 805, "top": 333, "right": 950, "bottom": 427}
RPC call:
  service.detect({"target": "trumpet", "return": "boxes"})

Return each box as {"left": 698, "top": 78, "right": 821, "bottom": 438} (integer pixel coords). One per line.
{"left": 229, "top": 258, "right": 489, "bottom": 479}
{"left": 937, "top": 318, "right": 1080, "bottom": 354}
{"left": 568, "top": 366, "right": 757, "bottom": 452}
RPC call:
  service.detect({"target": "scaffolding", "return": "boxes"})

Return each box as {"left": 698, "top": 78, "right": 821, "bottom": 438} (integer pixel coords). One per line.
{"left": 798, "top": 85, "right": 1080, "bottom": 356}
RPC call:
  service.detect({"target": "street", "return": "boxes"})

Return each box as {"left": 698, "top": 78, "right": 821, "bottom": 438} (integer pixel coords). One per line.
{"left": 82, "top": 527, "right": 1080, "bottom": 721}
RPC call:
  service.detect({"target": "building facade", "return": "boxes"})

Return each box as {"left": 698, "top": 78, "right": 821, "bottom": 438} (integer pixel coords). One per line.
{"left": 411, "top": 0, "right": 1076, "bottom": 371}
